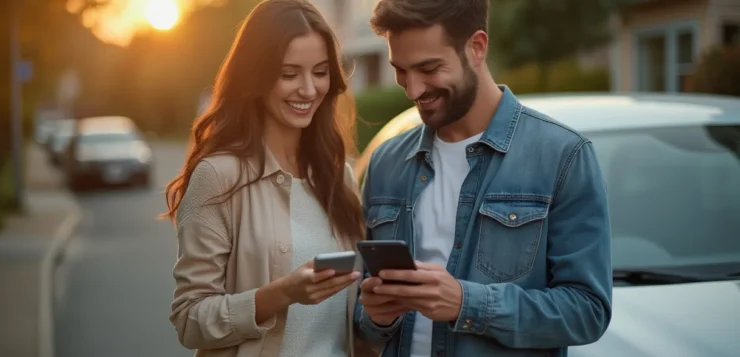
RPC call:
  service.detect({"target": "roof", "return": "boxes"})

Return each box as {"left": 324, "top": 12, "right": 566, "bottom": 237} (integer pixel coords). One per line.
{"left": 518, "top": 92, "right": 740, "bottom": 132}
{"left": 389, "top": 92, "right": 740, "bottom": 133}
{"left": 77, "top": 115, "right": 136, "bottom": 134}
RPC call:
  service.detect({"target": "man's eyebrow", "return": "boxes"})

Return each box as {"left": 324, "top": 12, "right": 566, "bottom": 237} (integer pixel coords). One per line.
{"left": 390, "top": 58, "right": 444, "bottom": 70}
{"left": 282, "top": 60, "right": 329, "bottom": 68}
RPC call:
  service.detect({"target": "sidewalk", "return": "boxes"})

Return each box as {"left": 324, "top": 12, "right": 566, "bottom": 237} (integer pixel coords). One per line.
{"left": 0, "top": 143, "right": 81, "bottom": 357}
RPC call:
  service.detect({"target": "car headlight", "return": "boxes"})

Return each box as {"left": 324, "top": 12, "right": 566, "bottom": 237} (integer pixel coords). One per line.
{"left": 135, "top": 146, "right": 152, "bottom": 164}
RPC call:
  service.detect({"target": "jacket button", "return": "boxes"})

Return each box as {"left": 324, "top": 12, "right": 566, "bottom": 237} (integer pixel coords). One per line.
{"left": 420, "top": 175, "right": 428, "bottom": 182}
{"left": 508, "top": 213, "right": 517, "bottom": 220}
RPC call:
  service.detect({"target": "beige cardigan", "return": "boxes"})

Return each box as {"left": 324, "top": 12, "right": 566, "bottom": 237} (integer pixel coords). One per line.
{"left": 170, "top": 152, "right": 376, "bottom": 357}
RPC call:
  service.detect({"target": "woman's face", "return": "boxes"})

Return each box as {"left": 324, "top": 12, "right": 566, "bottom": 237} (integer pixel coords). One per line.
{"left": 264, "top": 31, "right": 331, "bottom": 130}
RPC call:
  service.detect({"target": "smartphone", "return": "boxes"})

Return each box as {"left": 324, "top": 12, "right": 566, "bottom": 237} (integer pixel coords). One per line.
{"left": 313, "top": 251, "right": 357, "bottom": 274}
{"left": 356, "top": 240, "right": 418, "bottom": 285}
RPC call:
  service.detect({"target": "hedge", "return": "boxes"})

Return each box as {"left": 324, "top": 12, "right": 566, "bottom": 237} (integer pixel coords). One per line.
{"left": 352, "top": 58, "right": 610, "bottom": 151}
{"left": 690, "top": 45, "right": 740, "bottom": 96}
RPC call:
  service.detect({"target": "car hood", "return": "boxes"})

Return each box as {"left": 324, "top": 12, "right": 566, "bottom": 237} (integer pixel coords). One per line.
{"left": 570, "top": 280, "right": 740, "bottom": 357}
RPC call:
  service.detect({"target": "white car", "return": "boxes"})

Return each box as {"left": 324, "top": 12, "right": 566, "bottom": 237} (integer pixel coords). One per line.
{"left": 353, "top": 93, "right": 740, "bottom": 357}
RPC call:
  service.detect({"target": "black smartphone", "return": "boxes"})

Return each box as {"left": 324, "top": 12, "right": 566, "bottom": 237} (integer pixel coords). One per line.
{"left": 356, "top": 240, "right": 418, "bottom": 285}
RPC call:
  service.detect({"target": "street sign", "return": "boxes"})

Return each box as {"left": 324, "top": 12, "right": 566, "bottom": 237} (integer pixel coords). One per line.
{"left": 16, "top": 60, "right": 33, "bottom": 83}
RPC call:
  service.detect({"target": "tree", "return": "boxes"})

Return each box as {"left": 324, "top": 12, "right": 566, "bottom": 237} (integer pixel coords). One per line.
{"left": 690, "top": 45, "right": 740, "bottom": 97}
{"left": 487, "top": 0, "right": 630, "bottom": 91}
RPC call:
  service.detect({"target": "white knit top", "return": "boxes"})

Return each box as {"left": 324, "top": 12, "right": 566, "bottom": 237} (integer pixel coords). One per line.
{"left": 277, "top": 178, "right": 347, "bottom": 357}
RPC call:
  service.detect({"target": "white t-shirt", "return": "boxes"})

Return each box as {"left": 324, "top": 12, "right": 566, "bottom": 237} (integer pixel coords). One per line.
{"left": 410, "top": 132, "right": 483, "bottom": 357}
{"left": 278, "top": 178, "right": 347, "bottom": 357}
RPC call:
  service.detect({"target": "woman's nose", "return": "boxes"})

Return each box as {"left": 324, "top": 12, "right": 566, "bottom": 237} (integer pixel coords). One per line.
{"left": 298, "top": 75, "right": 317, "bottom": 98}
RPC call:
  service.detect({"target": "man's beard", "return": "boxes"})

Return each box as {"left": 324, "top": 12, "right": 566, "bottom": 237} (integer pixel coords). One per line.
{"left": 418, "top": 64, "right": 478, "bottom": 130}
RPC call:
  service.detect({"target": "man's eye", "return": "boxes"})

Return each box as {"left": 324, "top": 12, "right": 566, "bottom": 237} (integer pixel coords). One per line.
{"left": 421, "top": 66, "right": 439, "bottom": 74}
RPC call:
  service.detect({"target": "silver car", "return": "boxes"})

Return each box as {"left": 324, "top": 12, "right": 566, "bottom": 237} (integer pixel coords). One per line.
{"left": 65, "top": 116, "right": 153, "bottom": 190}
{"left": 353, "top": 93, "right": 740, "bottom": 356}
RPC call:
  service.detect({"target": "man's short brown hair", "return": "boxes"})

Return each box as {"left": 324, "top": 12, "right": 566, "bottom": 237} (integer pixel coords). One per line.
{"left": 369, "top": 0, "right": 489, "bottom": 52}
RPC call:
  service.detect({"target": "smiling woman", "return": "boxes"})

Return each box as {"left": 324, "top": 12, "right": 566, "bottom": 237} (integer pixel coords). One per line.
{"left": 145, "top": 0, "right": 179, "bottom": 30}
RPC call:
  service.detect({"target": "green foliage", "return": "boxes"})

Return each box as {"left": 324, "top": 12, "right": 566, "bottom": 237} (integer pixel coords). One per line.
{"left": 0, "top": 160, "right": 16, "bottom": 227}
{"left": 487, "top": 0, "right": 627, "bottom": 89}
{"left": 690, "top": 46, "right": 740, "bottom": 97}
{"left": 355, "top": 86, "right": 412, "bottom": 151}
{"left": 497, "top": 58, "right": 610, "bottom": 94}
{"left": 352, "top": 58, "right": 609, "bottom": 151}
{"left": 488, "top": 0, "right": 623, "bottom": 67}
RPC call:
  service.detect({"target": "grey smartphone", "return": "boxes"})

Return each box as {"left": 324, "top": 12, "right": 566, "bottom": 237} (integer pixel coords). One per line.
{"left": 313, "top": 251, "right": 357, "bottom": 274}
{"left": 356, "top": 240, "right": 418, "bottom": 285}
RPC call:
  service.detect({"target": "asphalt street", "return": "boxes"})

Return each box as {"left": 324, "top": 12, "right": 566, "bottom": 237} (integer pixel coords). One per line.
{"left": 53, "top": 141, "right": 193, "bottom": 357}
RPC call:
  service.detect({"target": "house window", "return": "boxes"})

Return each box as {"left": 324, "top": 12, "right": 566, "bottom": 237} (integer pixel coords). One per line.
{"left": 676, "top": 30, "right": 695, "bottom": 92}
{"left": 638, "top": 34, "right": 666, "bottom": 91}
{"left": 723, "top": 23, "right": 740, "bottom": 45}
{"left": 634, "top": 21, "right": 699, "bottom": 93}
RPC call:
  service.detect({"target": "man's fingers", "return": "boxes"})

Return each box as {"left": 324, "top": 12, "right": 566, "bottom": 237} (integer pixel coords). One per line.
{"left": 373, "top": 283, "right": 437, "bottom": 298}
{"left": 414, "top": 261, "right": 445, "bottom": 271}
{"left": 378, "top": 269, "right": 438, "bottom": 284}
{"left": 359, "top": 292, "right": 395, "bottom": 306}
{"left": 360, "top": 277, "right": 383, "bottom": 292}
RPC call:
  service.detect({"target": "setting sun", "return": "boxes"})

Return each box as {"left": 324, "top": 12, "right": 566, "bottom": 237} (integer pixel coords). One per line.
{"left": 145, "top": 0, "right": 180, "bottom": 30}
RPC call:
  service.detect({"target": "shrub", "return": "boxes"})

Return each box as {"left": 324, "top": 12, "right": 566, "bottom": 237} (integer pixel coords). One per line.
{"left": 351, "top": 57, "right": 610, "bottom": 152}
{"left": 497, "top": 58, "right": 610, "bottom": 94}
{"left": 690, "top": 45, "right": 740, "bottom": 96}
{"left": 355, "top": 86, "right": 411, "bottom": 151}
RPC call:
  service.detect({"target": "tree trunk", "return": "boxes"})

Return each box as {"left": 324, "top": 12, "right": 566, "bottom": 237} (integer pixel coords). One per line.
{"left": 0, "top": 1, "right": 12, "bottom": 167}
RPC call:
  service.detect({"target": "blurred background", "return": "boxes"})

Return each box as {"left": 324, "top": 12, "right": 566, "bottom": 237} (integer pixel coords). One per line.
{"left": 0, "top": 0, "right": 738, "bottom": 356}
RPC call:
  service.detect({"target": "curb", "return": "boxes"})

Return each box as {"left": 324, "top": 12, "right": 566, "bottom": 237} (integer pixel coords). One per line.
{"left": 37, "top": 193, "right": 82, "bottom": 357}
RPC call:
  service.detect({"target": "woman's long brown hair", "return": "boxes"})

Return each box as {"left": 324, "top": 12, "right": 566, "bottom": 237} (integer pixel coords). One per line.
{"left": 162, "top": 0, "right": 365, "bottom": 243}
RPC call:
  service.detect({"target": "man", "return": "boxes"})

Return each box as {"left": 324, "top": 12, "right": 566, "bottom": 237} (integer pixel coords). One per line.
{"left": 353, "top": 1, "right": 613, "bottom": 356}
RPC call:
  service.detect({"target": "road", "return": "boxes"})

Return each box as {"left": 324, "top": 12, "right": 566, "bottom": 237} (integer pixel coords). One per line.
{"left": 53, "top": 142, "right": 193, "bottom": 357}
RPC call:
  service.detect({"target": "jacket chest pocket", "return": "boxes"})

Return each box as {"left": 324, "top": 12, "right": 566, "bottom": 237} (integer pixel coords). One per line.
{"left": 476, "top": 196, "right": 550, "bottom": 282}
{"left": 366, "top": 204, "right": 402, "bottom": 241}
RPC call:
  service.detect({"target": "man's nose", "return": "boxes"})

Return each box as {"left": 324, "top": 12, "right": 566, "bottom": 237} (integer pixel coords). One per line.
{"left": 404, "top": 75, "right": 425, "bottom": 101}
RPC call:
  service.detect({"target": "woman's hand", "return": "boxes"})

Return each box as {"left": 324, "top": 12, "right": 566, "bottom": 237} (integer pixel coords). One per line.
{"left": 281, "top": 259, "right": 361, "bottom": 305}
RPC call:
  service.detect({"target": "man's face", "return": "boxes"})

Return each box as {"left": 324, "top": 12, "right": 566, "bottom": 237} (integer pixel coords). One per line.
{"left": 388, "top": 24, "right": 478, "bottom": 130}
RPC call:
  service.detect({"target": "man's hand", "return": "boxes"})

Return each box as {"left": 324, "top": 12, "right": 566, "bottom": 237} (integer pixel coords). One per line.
{"left": 359, "top": 277, "right": 410, "bottom": 326}
{"left": 373, "top": 261, "right": 463, "bottom": 322}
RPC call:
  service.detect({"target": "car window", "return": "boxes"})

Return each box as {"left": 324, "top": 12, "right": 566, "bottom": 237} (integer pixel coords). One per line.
{"left": 590, "top": 125, "right": 740, "bottom": 270}
{"left": 79, "top": 132, "right": 138, "bottom": 145}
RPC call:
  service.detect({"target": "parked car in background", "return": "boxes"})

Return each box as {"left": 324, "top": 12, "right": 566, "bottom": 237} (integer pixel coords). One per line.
{"left": 64, "top": 116, "right": 153, "bottom": 190}
{"left": 46, "top": 118, "right": 78, "bottom": 166}
{"left": 354, "top": 93, "right": 740, "bottom": 357}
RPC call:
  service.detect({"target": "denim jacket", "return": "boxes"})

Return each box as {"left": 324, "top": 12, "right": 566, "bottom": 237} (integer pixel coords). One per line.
{"left": 354, "top": 86, "right": 613, "bottom": 357}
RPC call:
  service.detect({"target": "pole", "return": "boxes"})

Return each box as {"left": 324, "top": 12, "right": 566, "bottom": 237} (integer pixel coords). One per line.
{"left": 10, "top": 0, "right": 24, "bottom": 210}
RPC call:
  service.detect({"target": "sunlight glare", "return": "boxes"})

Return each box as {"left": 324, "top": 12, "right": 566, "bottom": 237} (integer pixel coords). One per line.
{"left": 145, "top": 0, "right": 180, "bottom": 30}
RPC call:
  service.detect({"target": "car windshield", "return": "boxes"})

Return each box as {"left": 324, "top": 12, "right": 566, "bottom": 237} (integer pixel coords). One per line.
{"left": 588, "top": 124, "right": 740, "bottom": 271}
{"left": 79, "top": 132, "right": 138, "bottom": 145}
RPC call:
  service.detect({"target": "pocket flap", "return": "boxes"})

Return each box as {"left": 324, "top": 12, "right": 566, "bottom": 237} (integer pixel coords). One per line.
{"left": 479, "top": 199, "right": 549, "bottom": 228}
{"left": 367, "top": 204, "right": 401, "bottom": 228}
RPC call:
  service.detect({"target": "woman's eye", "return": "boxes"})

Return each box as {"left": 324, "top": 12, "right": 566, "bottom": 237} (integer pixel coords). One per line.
{"left": 313, "top": 71, "right": 328, "bottom": 77}
{"left": 281, "top": 73, "right": 297, "bottom": 79}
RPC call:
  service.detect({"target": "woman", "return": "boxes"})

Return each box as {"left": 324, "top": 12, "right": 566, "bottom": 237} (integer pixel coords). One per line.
{"left": 162, "top": 1, "right": 370, "bottom": 356}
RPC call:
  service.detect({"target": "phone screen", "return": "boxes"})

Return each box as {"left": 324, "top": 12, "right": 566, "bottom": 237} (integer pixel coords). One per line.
{"left": 357, "top": 241, "right": 417, "bottom": 284}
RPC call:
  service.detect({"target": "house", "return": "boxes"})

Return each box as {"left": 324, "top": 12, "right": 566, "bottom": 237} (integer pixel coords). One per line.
{"left": 312, "top": 0, "right": 396, "bottom": 93}
{"left": 610, "top": 0, "right": 740, "bottom": 93}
